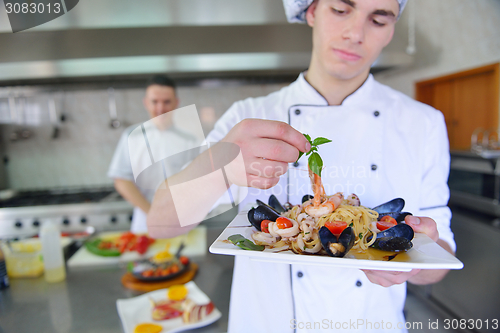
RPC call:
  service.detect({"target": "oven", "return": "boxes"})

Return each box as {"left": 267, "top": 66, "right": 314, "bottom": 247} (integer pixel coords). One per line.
{"left": 407, "top": 150, "right": 500, "bottom": 333}
{"left": 0, "top": 187, "right": 133, "bottom": 239}
{"left": 448, "top": 150, "right": 500, "bottom": 219}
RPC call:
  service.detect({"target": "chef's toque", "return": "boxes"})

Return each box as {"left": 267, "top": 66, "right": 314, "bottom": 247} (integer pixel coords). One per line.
{"left": 283, "top": 0, "right": 408, "bottom": 23}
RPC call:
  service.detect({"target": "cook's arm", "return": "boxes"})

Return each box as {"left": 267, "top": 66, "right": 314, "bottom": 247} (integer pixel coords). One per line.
{"left": 147, "top": 119, "right": 311, "bottom": 239}
{"left": 147, "top": 148, "right": 231, "bottom": 238}
{"left": 113, "top": 178, "right": 151, "bottom": 214}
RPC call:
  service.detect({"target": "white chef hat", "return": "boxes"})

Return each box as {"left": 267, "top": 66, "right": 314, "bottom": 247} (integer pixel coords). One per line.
{"left": 283, "top": 0, "right": 408, "bottom": 23}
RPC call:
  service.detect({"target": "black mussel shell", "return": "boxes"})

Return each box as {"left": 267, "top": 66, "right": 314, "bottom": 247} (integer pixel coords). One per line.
{"left": 371, "top": 223, "right": 414, "bottom": 252}
{"left": 302, "top": 194, "right": 313, "bottom": 203}
{"left": 372, "top": 237, "right": 413, "bottom": 252}
{"left": 377, "top": 212, "right": 413, "bottom": 223}
{"left": 319, "top": 226, "right": 355, "bottom": 258}
{"left": 372, "top": 198, "right": 405, "bottom": 214}
{"left": 268, "top": 195, "right": 286, "bottom": 213}
{"left": 377, "top": 223, "right": 414, "bottom": 240}
{"left": 248, "top": 205, "right": 280, "bottom": 231}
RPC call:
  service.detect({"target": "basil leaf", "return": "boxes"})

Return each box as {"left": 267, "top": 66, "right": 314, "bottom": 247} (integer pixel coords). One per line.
{"left": 303, "top": 133, "right": 312, "bottom": 143}
{"left": 228, "top": 234, "right": 246, "bottom": 245}
{"left": 308, "top": 152, "right": 323, "bottom": 177}
{"left": 237, "top": 239, "right": 265, "bottom": 251}
{"left": 228, "top": 234, "right": 265, "bottom": 251}
{"left": 312, "top": 137, "right": 332, "bottom": 146}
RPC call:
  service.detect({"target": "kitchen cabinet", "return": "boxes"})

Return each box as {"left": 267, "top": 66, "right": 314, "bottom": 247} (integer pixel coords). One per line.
{"left": 416, "top": 63, "right": 499, "bottom": 150}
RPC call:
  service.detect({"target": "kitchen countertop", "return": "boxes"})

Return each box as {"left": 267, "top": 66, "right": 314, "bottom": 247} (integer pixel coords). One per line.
{"left": 0, "top": 218, "right": 236, "bottom": 333}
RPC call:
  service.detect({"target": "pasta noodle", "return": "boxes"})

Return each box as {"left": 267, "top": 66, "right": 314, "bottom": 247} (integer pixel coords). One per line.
{"left": 251, "top": 195, "right": 380, "bottom": 255}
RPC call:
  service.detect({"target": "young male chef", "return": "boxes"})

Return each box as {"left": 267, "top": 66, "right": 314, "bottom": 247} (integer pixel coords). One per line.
{"left": 148, "top": 0, "right": 456, "bottom": 332}
{"left": 108, "top": 75, "right": 197, "bottom": 233}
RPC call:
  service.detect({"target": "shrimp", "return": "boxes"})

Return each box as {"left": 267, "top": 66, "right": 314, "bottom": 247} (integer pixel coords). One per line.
{"left": 304, "top": 166, "right": 342, "bottom": 217}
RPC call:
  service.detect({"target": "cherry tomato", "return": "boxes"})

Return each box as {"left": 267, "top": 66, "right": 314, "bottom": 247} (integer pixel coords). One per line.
{"left": 325, "top": 221, "right": 348, "bottom": 237}
{"left": 276, "top": 217, "right": 293, "bottom": 229}
{"left": 180, "top": 256, "right": 190, "bottom": 266}
{"left": 261, "top": 220, "right": 271, "bottom": 233}
{"left": 377, "top": 215, "right": 397, "bottom": 231}
{"left": 135, "top": 235, "right": 150, "bottom": 254}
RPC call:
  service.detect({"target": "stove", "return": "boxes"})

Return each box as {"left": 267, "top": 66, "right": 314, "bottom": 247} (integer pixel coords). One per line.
{"left": 0, "top": 187, "right": 133, "bottom": 239}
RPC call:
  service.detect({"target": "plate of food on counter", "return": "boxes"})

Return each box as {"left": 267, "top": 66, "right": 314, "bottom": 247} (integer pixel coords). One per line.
{"left": 210, "top": 135, "right": 463, "bottom": 272}
{"left": 116, "top": 282, "right": 221, "bottom": 333}
{"left": 128, "top": 244, "right": 191, "bottom": 282}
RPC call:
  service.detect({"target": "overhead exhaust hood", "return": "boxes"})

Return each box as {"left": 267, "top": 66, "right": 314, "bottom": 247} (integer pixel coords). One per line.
{"left": 0, "top": 0, "right": 413, "bottom": 83}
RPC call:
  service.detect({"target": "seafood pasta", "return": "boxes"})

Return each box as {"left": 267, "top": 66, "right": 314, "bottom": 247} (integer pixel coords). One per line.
{"left": 251, "top": 192, "right": 381, "bottom": 256}
{"left": 248, "top": 136, "right": 414, "bottom": 257}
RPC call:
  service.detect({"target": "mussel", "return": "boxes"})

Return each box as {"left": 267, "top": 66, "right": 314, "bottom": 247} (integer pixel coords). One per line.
{"left": 372, "top": 198, "right": 405, "bottom": 214}
{"left": 372, "top": 198, "right": 412, "bottom": 223}
{"left": 248, "top": 203, "right": 280, "bottom": 231}
{"left": 302, "top": 194, "right": 313, "bottom": 203}
{"left": 319, "top": 226, "right": 355, "bottom": 257}
{"left": 268, "top": 195, "right": 286, "bottom": 213}
{"left": 370, "top": 223, "right": 414, "bottom": 252}
{"left": 377, "top": 211, "right": 413, "bottom": 223}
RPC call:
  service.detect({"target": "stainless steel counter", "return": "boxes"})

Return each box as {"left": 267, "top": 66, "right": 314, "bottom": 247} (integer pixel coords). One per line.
{"left": 0, "top": 219, "right": 235, "bottom": 333}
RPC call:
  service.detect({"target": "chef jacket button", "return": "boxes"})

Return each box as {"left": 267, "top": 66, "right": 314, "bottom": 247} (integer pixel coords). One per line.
{"left": 297, "top": 271, "right": 304, "bottom": 278}
{"left": 371, "top": 164, "right": 378, "bottom": 171}
{"left": 356, "top": 280, "right": 362, "bottom": 287}
{"left": 293, "top": 162, "right": 299, "bottom": 167}
{"left": 374, "top": 110, "right": 380, "bottom": 117}
{"left": 295, "top": 109, "right": 301, "bottom": 115}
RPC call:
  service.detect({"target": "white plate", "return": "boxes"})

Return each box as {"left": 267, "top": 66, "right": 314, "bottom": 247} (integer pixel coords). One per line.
{"left": 116, "top": 281, "right": 221, "bottom": 333}
{"left": 209, "top": 212, "right": 464, "bottom": 272}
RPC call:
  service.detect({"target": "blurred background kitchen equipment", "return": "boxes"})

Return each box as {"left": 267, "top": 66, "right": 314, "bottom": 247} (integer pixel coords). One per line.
{"left": 108, "top": 87, "right": 121, "bottom": 129}
{"left": 0, "top": 187, "right": 133, "bottom": 239}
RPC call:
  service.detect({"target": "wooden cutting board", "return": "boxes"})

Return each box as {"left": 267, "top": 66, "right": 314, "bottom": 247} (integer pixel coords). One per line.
{"left": 121, "top": 263, "right": 198, "bottom": 292}
{"left": 68, "top": 226, "right": 206, "bottom": 268}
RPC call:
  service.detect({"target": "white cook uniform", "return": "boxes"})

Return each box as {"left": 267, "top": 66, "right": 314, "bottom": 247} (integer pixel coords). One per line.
{"left": 108, "top": 123, "right": 197, "bottom": 233}
{"left": 206, "top": 73, "right": 456, "bottom": 333}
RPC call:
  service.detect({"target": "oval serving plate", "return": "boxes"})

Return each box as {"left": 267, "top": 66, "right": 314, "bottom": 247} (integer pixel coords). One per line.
{"left": 131, "top": 261, "right": 188, "bottom": 282}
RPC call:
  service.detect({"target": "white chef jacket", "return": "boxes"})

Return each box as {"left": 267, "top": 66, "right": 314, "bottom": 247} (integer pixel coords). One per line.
{"left": 108, "top": 123, "right": 198, "bottom": 233}
{"left": 205, "top": 72, "right": 455, "bottom": 333}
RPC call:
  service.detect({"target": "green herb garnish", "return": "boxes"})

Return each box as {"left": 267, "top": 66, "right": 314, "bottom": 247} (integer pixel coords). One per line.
{"left": 349, "top": 222, "right": 354, "bottom": 227}
{"left": 296, "top": 134, "right": 332, "bottom": 177}
{"left": 228, "top": 234, "right": 265, "bottom": 251}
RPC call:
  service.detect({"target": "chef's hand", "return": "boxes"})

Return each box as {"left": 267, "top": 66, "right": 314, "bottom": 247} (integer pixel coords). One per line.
{"left": 362, "top": 216, "right": 447, "bottom": 287}
{"left": 221, "top": 119, "right": 310, "bottom": 189}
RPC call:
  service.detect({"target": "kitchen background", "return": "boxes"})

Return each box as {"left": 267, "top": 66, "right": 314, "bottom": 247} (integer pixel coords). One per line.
{"left": 0, "top": 1, "right": 499, "bottom": 333}
{"left": 0, "top": 0, "right": 498, "bottom": 191}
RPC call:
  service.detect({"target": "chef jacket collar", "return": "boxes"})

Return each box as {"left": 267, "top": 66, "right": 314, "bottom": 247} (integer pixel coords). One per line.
{"left": 294, "top": 72, "right": 375, "bottom": 107}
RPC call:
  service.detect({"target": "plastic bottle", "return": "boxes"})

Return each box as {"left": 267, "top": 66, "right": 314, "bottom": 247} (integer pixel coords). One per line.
{"left": 0, "top": 243, "right": 9, "bottom": 289}
{"left": 40, "top": 221, "right": 66, "bottom": 283}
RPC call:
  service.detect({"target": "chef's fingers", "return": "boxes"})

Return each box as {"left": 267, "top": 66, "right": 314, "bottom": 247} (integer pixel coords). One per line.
{"left": 250, "top": 138, "right": 301, "bottom": 163}
{"left": 246, "top": 174, "right": 281, "bottom": 190}
{"left": 405, "top": 216, "right": 439, "bottom": 242}
{"left": 244, "top": 158, "right": 288, "bottom": 189}
{"left": 246, "top": 158, "right": 289, "bottom": 178}
{"left": 239, "top": 119, "right": 311, "bottom": 153}
{"left": 361, "top": 269, "right": 421, "bottom": 287}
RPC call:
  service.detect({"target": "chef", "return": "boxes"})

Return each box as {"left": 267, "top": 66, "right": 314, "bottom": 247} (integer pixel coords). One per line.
{"left": 108, "top": 75, "right": 197, "bottom": 233}
{"left": 148, "top": 0, "right": 456, "bottom": 332}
